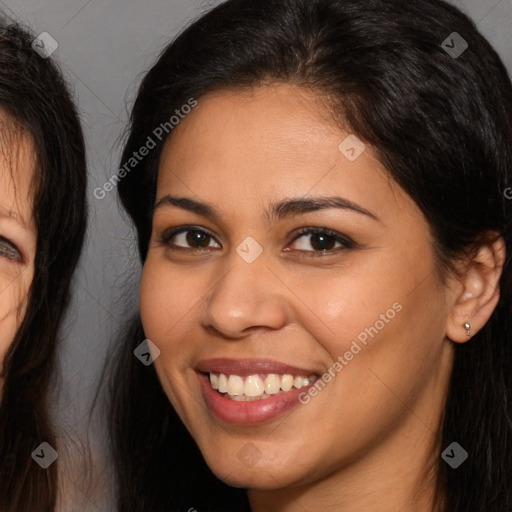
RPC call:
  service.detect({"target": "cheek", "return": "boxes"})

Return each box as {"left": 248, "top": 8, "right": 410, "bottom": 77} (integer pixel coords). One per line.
{"left": 139, "top": 257, "right": 206, "bottom": 423}
{"left": 139, "top": 260, "right": 168, "bottom": 343}
{"left": 285, "top": 251, "right": 447, "bottom": 399}
{"left": 0, "top": 309, "right": 18, "bottom": 367}
{"left": 277, "top": 261, "right": 409, "bottom": 358}
{"left": 139, "top": 257, "right": 198, "bottom": 355}
{"left": 314, "top": 273, "right": 448, "bottom": 427}
{"left": 0, "top": 270, "right": 31, "bottom": 366}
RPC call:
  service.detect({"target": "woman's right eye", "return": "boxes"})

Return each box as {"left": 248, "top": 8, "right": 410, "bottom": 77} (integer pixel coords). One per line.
{"left": 159, "top": 227, "right": 221, "bottom": 251}
{"left": 0, "top": 235, "right": 22, "bottom": 262}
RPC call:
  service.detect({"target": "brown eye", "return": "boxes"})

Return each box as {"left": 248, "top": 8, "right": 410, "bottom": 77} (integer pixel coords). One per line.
{"left": 185, "top": 230, "right": 212, "bottom": 248}
{"left": 308, "top": 232, "right": 338, "bottom": 251}
{"left": 160, "top": 227, "right": 221, "bottom": 250}
{"left": 288, "top": 228, "right": 355, "bottom": 254}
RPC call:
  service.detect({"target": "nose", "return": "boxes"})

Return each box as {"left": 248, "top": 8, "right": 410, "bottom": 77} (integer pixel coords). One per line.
{"left": 200, "top": 250, "right": 288, "bottom": 339}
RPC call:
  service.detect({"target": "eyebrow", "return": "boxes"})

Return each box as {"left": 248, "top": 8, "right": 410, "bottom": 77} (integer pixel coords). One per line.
{"left": 154, "top": 195, "right": 380, "bottom": 223}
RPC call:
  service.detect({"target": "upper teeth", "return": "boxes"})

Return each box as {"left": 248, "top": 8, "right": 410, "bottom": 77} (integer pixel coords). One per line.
{"left": 209, "top": 373, "right": 316, "bottom": 398}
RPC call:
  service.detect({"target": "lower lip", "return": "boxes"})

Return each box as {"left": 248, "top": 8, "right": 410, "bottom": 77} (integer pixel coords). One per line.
{"left": 198, "top": 373, "right": 314, "bottom": 425}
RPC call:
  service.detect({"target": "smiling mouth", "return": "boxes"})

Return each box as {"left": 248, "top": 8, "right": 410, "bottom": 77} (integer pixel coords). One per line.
{"left": 207, "top": 372, "right": 319, "bottom": 401}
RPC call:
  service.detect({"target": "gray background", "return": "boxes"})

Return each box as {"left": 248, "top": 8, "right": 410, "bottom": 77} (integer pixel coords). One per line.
{"left": 2, "top": 0, "right": 511, "bottom": 510}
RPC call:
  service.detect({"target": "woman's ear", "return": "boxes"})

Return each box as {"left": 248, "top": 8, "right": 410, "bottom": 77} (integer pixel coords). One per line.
{"left": 446, "top": 235, "right": 505, "bottom": 343}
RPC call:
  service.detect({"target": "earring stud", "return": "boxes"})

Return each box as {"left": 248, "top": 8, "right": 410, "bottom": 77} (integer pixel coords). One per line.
{"left": 464, "top": 322, "right": 471, "bottom": 336}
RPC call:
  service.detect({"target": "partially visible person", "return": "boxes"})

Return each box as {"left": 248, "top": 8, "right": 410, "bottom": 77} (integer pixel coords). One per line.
{"left": 0, "top": 16, "right": 87, "bottom": 512}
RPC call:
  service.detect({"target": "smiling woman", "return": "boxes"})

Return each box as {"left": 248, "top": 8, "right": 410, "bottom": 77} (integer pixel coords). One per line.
{"left": 108, "top": 0, "right": 512, "bottom": 511}
{"left": 0, "top": 16, "right": 87, "bottom": 512}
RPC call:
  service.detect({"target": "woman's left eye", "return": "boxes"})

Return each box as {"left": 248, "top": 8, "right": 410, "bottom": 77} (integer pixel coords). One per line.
{"left": 288, "top": 228, "right": 355, "bottom": 254}
{"left": 0, "top": 235, "right": 22, "bottom": 262}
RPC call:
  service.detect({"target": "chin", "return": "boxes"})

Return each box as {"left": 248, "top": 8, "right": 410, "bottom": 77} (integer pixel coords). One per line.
{"left": 219, "top": 469, "right": 292, "bottom": 491}
{"left": 201, "top": 446, "right": 312, "bottom": 490}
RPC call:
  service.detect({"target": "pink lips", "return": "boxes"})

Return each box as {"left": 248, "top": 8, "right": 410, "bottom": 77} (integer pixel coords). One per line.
{"left": 197, "top": 358, "right": 319, "bottom": 425}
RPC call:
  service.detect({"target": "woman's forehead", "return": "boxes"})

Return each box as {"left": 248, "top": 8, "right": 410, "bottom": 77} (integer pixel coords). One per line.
{"left": 0, "top": 129, "right": 36, "bottom": 232}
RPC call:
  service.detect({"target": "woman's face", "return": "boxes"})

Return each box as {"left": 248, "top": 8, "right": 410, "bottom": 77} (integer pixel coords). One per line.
{"left": 0, "top": 126, "right": 37, "bottom": 386}
{"left": 140, "top": 84, "right": 457, "bottom": 492}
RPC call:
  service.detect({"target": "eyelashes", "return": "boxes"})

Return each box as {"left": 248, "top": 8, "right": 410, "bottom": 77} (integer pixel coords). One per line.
{"left": 290, "top": 227, "right": 356, "bottom": 254}
{"left": 0, "top": 235, "right": 22, "bottom": 262}
{"left": 158, "top": 225, "right": 356, "bottom": 257}
{"left": 160, "top": 227, "right": 220, "bottom": 251}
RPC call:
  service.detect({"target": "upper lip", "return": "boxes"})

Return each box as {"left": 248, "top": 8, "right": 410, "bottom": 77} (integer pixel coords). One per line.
{"left": 196, "top": 358, "right": 319, "bottom": 376}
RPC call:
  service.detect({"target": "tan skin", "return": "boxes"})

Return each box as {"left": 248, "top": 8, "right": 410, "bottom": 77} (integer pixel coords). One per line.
{"left": 0, "top": 124, "right": 37, "bottom": 395}
{"left": 140, "top": 83, "right": 504, "bottom": 512}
